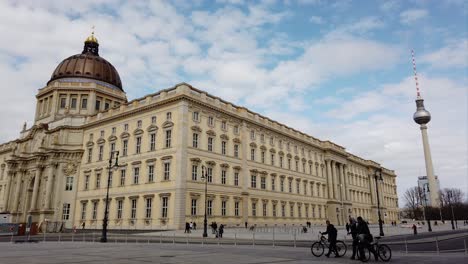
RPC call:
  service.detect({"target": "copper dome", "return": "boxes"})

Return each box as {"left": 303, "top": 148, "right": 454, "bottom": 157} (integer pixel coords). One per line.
{"left": 48, "top": 34, "right": 123, "bottom": 91}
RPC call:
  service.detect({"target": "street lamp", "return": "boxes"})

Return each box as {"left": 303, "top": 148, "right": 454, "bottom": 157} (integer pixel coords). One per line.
{"left": 447, "top": 191, "right": 456, "bottom": 230}
{"left": 374, "top": 168, "right": 384, "bottom": 237}
{"left": 201, "top": 165, "right": 208, "bottom": 238}
{"left": 422, "top": 184, "right": 432, "bottom": 232}
{"left": 100, "top": 151, "right": 120, "bottom": 243}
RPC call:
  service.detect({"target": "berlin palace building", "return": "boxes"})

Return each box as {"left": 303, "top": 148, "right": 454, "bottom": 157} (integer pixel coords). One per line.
{"left": 0, "top": 33, "right": 399, "bottom": 230}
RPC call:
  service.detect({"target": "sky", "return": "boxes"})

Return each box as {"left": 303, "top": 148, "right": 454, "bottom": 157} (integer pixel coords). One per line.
{"left": 0, "top": 0, "right": 466, "bottom": 205}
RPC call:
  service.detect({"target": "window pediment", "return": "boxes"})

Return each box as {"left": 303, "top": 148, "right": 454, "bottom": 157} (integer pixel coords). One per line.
{"left": 249, "top": 142, "right": 257, "bottom": 148}
{"left": 108, "top": 135, "right": 117, "bottom": 142}
{"left": 206, "top": 130, "right": 216, "bottom": 136}
{"left": 86, "top": 141, "right": 94, "bottom": 147}
{"left": 286, "top": 153, "right": 292, "bottom": 158}
{"left": 120, "top": 132, "right": 130, "bottom": 139}
{"left": 220, "top": 134, "right": 229, "bottom": 140}
{"left": 133, "top": 128, "right": 144, "bottom": 136}
{"left": 190, "top": 157, "right": 201, "bottom": 164}
{"left": 233, "top": 138, "right": 241, "bottom": 143}
{"left": 162, "top": 121, "right": 174, "bottom": 129}
{"left": 191, "top": 125, "right": 202, "bottom": 132}
{"left": 278, "top": 151, "right": 284, "bottom": 156}
{"left": 220, "top": 163, "right": 229, "bottom": 168}
{"left": 260, "top": 145, "right": 267, "bottom": 151}
{"left": 269, "top": 148, "right": 276, "bottom": 153}
{"left": 96, "top": 138, "right": 106, "bottom": 145}
{"left": 147, "top": 125, "right": 158, "bottom": 132}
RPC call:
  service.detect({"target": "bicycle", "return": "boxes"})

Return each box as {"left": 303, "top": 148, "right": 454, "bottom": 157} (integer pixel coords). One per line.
{"left": 311, "top": 234, "right": 347, "bottom": 257}
{"left": 357, "top": 236, "right": 392, "bottom": 262}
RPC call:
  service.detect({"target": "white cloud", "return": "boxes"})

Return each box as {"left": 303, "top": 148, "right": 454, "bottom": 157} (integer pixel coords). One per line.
{"left": 309, "top": 15, "right": 324, "bottom": 24}
{"left": 380, "top": 0, "right": 400, "bottom": 12}
{"left": 420, "top": 39, "right": 468, "bottom": 69}
{"left": 400, "top": 9, "right": 428, "bottom": 24}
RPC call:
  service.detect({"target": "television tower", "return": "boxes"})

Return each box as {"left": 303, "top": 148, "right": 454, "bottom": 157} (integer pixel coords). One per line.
{"left": 411, "top": 50, "right": 440, "bottom": 207}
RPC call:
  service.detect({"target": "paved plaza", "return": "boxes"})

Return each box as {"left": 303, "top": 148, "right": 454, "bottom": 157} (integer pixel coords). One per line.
{"left": 0, "top": 242, "right": 466, "bottom": 264}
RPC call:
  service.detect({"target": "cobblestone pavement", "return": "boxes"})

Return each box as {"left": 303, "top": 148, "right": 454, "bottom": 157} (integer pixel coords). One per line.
{"left": 0, "top": 242, "right": 466, "bottom": 264}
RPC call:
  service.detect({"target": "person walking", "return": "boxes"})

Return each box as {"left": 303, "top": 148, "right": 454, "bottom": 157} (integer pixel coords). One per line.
{"left": 348, "top": 217, "right": 358, "bottom": 260}
{"left": 412, "top": 224, "right": 417, "bottom": 235}
{"left": 193, "top": 222, "right": 197, "bottom": 230}
{"left": 356, "top": 216, "right": 374, "bottom": 261}
{"left": 345, "top": 222, "right": 350, "bottom": 233}
{"left": 218, "top": 224, "right": 224, "bottom": 238}
{"left": 81, "top": 222, "right": 86, "bottom": 230}
{"left": 185, "top": 222, "right": 190, "bottom": 233}
{"left": 321, "top": 220, "right": 339, "bottom": 258}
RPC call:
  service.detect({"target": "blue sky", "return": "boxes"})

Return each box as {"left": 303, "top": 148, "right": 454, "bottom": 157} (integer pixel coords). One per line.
{"left": 0, "top": 0, "right": 466, "bottom": 204}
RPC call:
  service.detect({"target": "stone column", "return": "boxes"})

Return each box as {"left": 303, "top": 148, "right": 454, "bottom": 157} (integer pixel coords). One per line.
{"left": 343, "top": 165, "right": 349, "bottom": 201}
{"left": 3, "top": 171, "right": 14, "bottom": 211}
{"left": 30, "top": 168, "right": 43, "bottom": 210}
{"left": 44, "top": 164, "right": 56, "bottom": 210}
{"left": 325, "top": 160, "right": 333, "bottom": 199}
{"left": 339, "top": 164, "right": 346, "bottom": 201}
{"left": 332, "top": 161, "right": 338, "bottom": 200}
{"left": 174, "top": 99, "right": 189, "bottom": 229}
{"left": 13, "top": 170, "right": 25, "bottom": 212}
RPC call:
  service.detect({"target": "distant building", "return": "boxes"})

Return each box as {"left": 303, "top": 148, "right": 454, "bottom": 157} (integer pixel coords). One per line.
{"left": 417, "top": 176, "right": 440, "bottom": 207}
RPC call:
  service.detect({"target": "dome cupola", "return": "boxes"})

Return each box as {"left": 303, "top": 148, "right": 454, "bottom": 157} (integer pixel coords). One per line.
{"left": 47, "top": 32, "right": 123, "bottom": 91}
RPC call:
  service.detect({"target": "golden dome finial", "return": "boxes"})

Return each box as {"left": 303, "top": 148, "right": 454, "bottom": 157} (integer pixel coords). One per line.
{"left": 85, "top": 25, "right": 98, "bottom": 43}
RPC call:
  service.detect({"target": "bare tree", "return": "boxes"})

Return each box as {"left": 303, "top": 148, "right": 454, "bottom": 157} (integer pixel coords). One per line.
{"left": 440, "top": 188, "right": 464, "bottom": 205}
{"left": 403, "top": 186, "right": 423, "bottom": 219}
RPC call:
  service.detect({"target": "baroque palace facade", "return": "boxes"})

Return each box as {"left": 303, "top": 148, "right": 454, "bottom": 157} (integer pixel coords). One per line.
{"left": 0, "top": 34, "right": 399, "bottom": 230}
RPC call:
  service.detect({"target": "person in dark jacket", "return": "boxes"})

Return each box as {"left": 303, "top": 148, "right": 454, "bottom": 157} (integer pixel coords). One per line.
{"left": 218, "top": 224, "right": 224, "bottom": 238}
{"left": 348, "top": 217, "right": 358, "bottom": 260}
{"left": 412, "top": 224, "right": 417, "bottom": 235}
{"left": 357, "top": 217, "right": 373, "bottom": 261}
{"left": 321, "top": 220, "right": 339, "bottom": 258}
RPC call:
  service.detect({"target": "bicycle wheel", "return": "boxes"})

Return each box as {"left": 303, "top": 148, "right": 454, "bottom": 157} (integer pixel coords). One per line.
{"left": 311, "top": 242, "right": 324, "bottom": 257}
{"left": 357, "top": 247, "right": 371, "bottom": 262}
{"left": 377, "top": 244, "right": 392, "bottom": 262}
{"left": 335, "top": 241, "right": 347, "bottom": 257}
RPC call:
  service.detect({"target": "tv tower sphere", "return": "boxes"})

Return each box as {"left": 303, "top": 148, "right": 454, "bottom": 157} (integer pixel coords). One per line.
{"left": 413, "top": 98, "right": 431, "bottom": 125}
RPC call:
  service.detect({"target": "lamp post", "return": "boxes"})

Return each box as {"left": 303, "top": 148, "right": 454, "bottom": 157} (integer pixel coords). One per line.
{"left": 374, "top": 168, "right": 384, "bottom": 237}
{"left": 422, "top": 183, "right": 432, "bottom": 232}
{"left": 100, "top": 151, "right": 120, "bottom": 243}
{"left": 447, "top": 191, "right": 455, "bottom": 230}
{"left": 201, "top": 165, "right": 208, "bottom": 238}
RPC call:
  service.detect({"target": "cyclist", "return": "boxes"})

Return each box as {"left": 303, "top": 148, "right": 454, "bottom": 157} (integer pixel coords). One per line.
{"left": 320, "top": 220, "right": 339, "bottom": 258}
{"left": 356, "top": 216, "right": 376, "bottom": 261}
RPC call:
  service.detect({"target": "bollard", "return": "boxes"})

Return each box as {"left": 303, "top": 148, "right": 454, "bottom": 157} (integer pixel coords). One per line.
{"left": 464, "top": 239, "right": 467, "bottom": 255}
{"left": 293, "top": 230, "right": 296, "bottom": 248}
{"left": 272, "top": 227, "right": 275, "bottom": 247}
{"left": 234, "top": 233, "right": 237, "bottom": 246}
{"left": 435, "top": 237, "right": 439, "bottom": 255}
{"left": 405, "top": 238, "right": 408, "bottom": 254}
{"left": 173, "top": 232, "right": 175, "bottom": 244}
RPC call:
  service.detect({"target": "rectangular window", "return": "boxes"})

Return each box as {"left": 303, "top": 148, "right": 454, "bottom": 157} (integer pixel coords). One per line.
{"left": 65, "top": 176, "right": 73, "bottom": 191}
{"left": 122, "top": 140, "right": 128, "bottom": 156}
{"left": 221, "top": 141, "right": 227, "bottom": 155}
{"left": 92, "top": 201, "right": 98, "bottom": 220}
{"left": 124, "top": 123, "right": 128, "bottom": 131}
{"left": 166, "top": 112, "right": 172, "bottom": 120}
{"left": 137, "top": 120, "right": 142, "bottom": 128}
{"left": 95, "top": 100, "right": 101, "bottom": 111}
{"left": 296, "top": 182, "right": 300, "bottom": 193}
{"left": 164, "top": 162, "right": 170, "bottom": 180}
{"left": 96, "top": 173, "right": 101, "bottom": 189}
{"left": 145, "top": 198, "right": 152, "bottom": 218}
{"left": 60, "top": 97, "right": 66, "bottom": 109}
{"left": 81, "top": 203, "right": 87, "bottom": 220}
{"left": 131, "top": 199, "right": 137, "bottom": 219}
{"left": 298, "top": 205, "right": 302, "bottom": 218}
{"left": 81, "top": 98, "right": 88, "bottom": 109}
{"left": 221, "top": 170, "right": 226, "bottom": 184}
{"left": 288, "top": 159, "right": 291, "bottom": 170}
{"left": 193, "top": 111, "right": 199, "bottom": 121}
{"left": 281, "top": 205, "right": 285, "bottom": 217}
{"left": 110, "top": 143, "right": 115, "bottom": 157}
{"left": 234, "top": 126, "right": 239, "bottom": 134}
{"left": 295, "top": 161, "right": 299, "bottom": 171}
{"left": 271, "top": 154, "right": 275, "bottom": 165}
{"left": 207, "top": 137, "right": 213, "bottom": 151}
{"left": 260, "top": 177, "right": 266, "bottom": 190}
{"left": 290, "top": 205, "right": 294, "bottom": 217}
{"left": 62, "top": 203, "right": 70, "bottom": 220}
{"left": 234, "top": 172, "right": 239, "bottom": 186}
{"left": 221, "top": 121, "right": 227, "bottom": 130}
{"left": 151, "top": 116, "right": 157, "bottom": 124}
{"left": 208, "top": 116, "right": 214, "bottom": 126}
{"left": 112, "top": 127, "right": 116, "bottom": 135}
{"left": 162, "top": 197, "right": 168, "bottom": 218}
{"left": 234, "top": 144, "right": 239, "bottom": 158}
{"left": 207, "top": 200, "right": 213, "bottom": 216}
{"left": 252, "top": 203, "right": 256, "bottom": 216}
{"left": 273, "top": 204, "right": 277, "bottom": 217}
{"left": 250, "top": 130, "right": 255, "bottom": 140}
{"left": 207, "top": 167, "right": 213, "bottom": 183}
{"left": 192, "top": 133, "right": 198, "bottom": 148}
{"left": 165, "top": 130, "right": 172, "bottom": 148}
{"left": 250, "top": 149, "right": 255, "bottom": 161}
{"left": 261, "top": 134, "right": 265, "bottom": 142}
{"left": 221, "top": 201, "right": 226, "bottom": 216}
{"left": 87, "top": 148, "right": 92, "bottom": 163}
{"left": 280, "top": 179, "right": 284, "bottom": 192}
{"left": 192, "top": 165, "right": 198, "bottom": 181}
{"left": 235, "top": 201, "right": 239, "bottom": 216}
{"left": 271, "top": 178, "right": 275, "bottom": 191}
{"left": 191, "top": 199, "right": 197, "bottom": 216}
{"left": 135, "top": 136, "right": 141, "bottom": 154}
{"left": 70, "top": 97, "right": 77, "bottom": 109}
{"left": 104, "top": 102, "right": 110, "bottom": 110}
{"left": 98, "top": 145, "right": 104, "bottom": 161}
{"left": 305, "top": 206, "right": 309, "bottom": 218}
{"left": 288, "top": 180, "right": 292, "bottom": 193}
{"left": 261, "top": 151, "right": 265, "bottom": 163}
{"left": 263, "top": 203, "right": 267, "bottom": 217}
{"left": 251, "top": 175, "right": 256, "bottom": 188}
{"left": 108, "top": 172, "right": 113, "bottom": 187}
{"left": 117, "top": 200, "right": 123, "bottom": 219}
{"left": 120, "top": 169, "right": 126, "bottom": 186}
{"left": 84, "top": 175, "right": 89, "bottom": 190}
{"left": 150, "top": 133, "right": 156, "bottom": 151}
{"left": 280, "top": 156, "right": 283, "bottom": 168}
{"left": 133, "top": 167, "right": 140, "bottom": 184}
{"left": 148, "top": 165, "right": 154, "bottom": 182}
